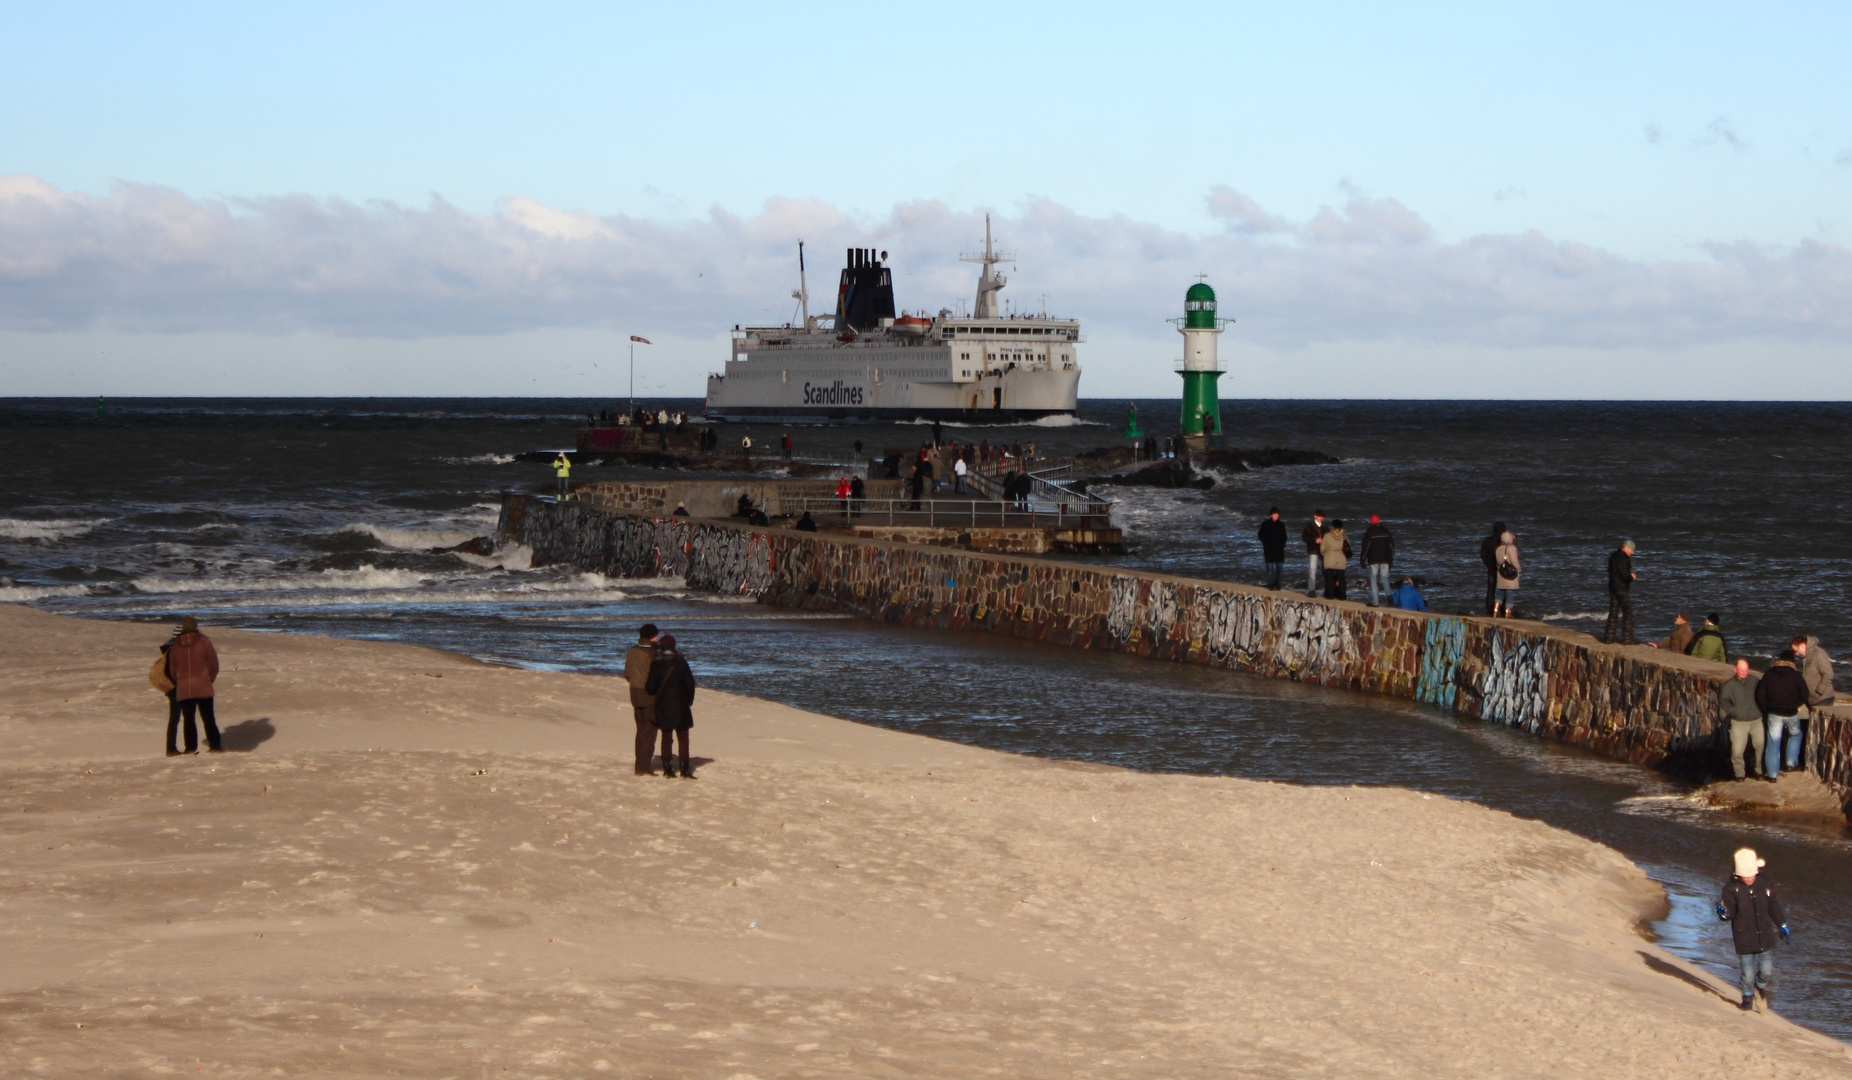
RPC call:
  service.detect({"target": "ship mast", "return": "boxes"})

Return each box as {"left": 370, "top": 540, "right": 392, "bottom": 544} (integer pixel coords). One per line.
{"left": 791, "top": 241, "right": 816, "bottom": 332}
{"left": 960, "top": 214, "right": 1013, "bottom": 319}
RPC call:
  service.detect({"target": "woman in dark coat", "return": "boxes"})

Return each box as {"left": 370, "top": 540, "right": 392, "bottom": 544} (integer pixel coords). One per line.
{"left": 646, "top": 634, "right": 698, "bottom": 778}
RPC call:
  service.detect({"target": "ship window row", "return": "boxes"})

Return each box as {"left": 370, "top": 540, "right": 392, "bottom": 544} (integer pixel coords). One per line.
{"left": 943, "top": 327, "right": 1075, "bottom": 337}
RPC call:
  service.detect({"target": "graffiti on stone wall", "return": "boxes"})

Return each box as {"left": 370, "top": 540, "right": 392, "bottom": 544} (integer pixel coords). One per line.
{"left": 1273, "top": 602, "right": 1358, "bottom": 682}
{"left": 1478, "top": 629, "right": 1549, "bottom": 733}
{"left": 1106, "top": 577, "right": 1180, "bottom": 648}
{"left": 1416, "top": 617, "right": 1466, "bottom": 710}
{"left": 685, "top": 527, "right": 774, "bottom": 596}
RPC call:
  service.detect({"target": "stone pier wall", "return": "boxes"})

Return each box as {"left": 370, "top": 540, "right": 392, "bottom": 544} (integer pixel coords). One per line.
{"left": 500, "top": 493, "right": 1852, "bottom": 800}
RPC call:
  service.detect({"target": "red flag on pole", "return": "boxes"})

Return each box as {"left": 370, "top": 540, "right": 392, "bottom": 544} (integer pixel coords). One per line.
{"left": 629, "top": 335, "right": 652, "bottom": 344}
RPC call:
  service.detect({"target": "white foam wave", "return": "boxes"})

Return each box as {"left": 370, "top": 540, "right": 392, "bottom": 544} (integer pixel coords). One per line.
{"left": 340, "top": 523, "right": 482, "bottom": 551}
{"left": 0, "top": 583, "right": 94, "bottom": 601}
{"left": 1539, "top": 611, "right": 1607, "bottom": 622}
{"left": 449, "top": 543, "right": 534, "bottom": 571}
{"left": 132, "top": 565, "right": 437, "bottom": 595}
{"left": 441, "top": 453, "right": 516, "bottom": 465}
{"left": 0, "top": 517, "right": 111, "bottom": 542}
{"left": 897, "top": 414, "right": 1102, "bottom": 429}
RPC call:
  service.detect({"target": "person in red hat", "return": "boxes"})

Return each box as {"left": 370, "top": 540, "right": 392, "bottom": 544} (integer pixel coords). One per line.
{"left": 1360, "top": 515, "right": 1396, "bottom": 606}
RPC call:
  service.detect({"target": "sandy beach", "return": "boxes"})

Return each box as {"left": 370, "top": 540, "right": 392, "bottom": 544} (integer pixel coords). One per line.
{"left": 2, "top": 603, "right": 1847, "bottom": 1078}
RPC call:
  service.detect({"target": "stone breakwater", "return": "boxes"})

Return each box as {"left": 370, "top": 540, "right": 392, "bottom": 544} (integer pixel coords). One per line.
{"left": 500, "top": 494, "right": 1852, "bottom": 806}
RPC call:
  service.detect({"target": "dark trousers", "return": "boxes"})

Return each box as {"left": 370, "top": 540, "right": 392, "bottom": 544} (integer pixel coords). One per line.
{"left": 633, "top": 707, "right": 658, "bottom": 773}
{"left": 1323, "top": 567, "right": 1347, "bottom": 600}
{"left": 1265, "top": 561, "right": 1283, "bottom": 590}
{"left": 1604, "top": 591, "right": 1635, "bottom": 644}
{"left": 659, "top": 726, "right": 691, "bottom": 774}
{"left": 1484, "top": 568, "right": 1498, "bottom": 616}
{"left": 169, "top": 697, "right": 221, "bottom": 753}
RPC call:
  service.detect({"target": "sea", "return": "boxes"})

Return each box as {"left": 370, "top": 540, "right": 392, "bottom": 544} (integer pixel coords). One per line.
{"left": 4, "top": 396, "right": 1850, "bottom": 1037}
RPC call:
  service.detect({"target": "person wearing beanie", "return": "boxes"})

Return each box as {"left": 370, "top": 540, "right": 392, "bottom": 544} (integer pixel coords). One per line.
{"left": 1256, "top": 508, "right": 1288, "bottom": 590}
{"left": 165, "top": 616, "right": 222, "bottom": 754}
{"left": 624, "top": 624, "right": 661, "bottom": 775}
{"left": 1360, "top": 514, "right": 1396, "bottom": 606}
{"left": 1603, "top": 539, "right": 1637, "bottom": 644}
{"left": 1717, "top": 847, "right": 1788, "bottom": 1012}
{"left": 1686, "top": 614, "right": 1728, "bottom": 663}
{"left": 1651, "top": 612, "right": 1692, "bottom": 654}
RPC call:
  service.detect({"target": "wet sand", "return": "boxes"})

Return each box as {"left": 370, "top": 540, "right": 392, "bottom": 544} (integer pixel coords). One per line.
{"left": 2, "top": 603, "right": 1848, "bottom": 1078}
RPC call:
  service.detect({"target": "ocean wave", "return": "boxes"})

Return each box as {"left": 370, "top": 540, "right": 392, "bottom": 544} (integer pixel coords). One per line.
{"left": 339, "top": 522, "right": 483, "bottom": 551}
{"left": 0, "top": 582, "right": 95, "bottom": 601}
{"left": 1539, "top": 611, "right": 1607, "bottom": 622}
{"left": 449, "top": 544, "right": 534, "bottom": 571}
{"left": 0, "top": 517, "right": 111, "bottom": 542}
{"left": 897, "top": 415, "right": 1103, "bottom": 429}
{"left": 440, "top": 453, "right": 516, "bottom": 465}
{"left": 132, "top": 565, "right": 438, "bottom": 594}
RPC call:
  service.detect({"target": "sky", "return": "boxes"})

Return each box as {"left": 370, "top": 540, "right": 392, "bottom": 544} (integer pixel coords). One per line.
{"left": 1, "top": 1, "right": 1849, "bottom": 399}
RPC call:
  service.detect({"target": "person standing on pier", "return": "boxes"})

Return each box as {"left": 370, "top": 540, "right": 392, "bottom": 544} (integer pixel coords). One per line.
{"left": 552, "top": 452, "right": 572, "bottom": 500}
{"left": 1717, "top": 848, "right": 1788, "bottom": 1012}
{"left": 1755, "top": 645, "right": 1810, "bottom": 778}
{"left": 1798, "top": 636, "right": 1836, "bottom": 709}
{"left": 781, "top": 433, "right": 793, "bottom": 461}
{"left": 1478, "top": 521, "right": 1506, "bottom": 616}
{"left": 1651, "top": 613, "right": 1692, "bottom": 653}
{"left": 1492, "top": 531, "right": 1520, "bottom": 618}
{"left": 624, "top": 624, "right": 660, "bottom": 775}
{"left": 1687, "top": 614, "right": 1728, "bottom": 662}
{"left": 1361, "top": 515, "right": 1396, "bottom": 606}
{"left": 1301, "top": 511, "right": 1327, "bottom": 596}
{"left": 1320, "top": 518, "right": 1351, "bottom": 600}
{"left": 1257, "top": 508, "right": 1288, "bottom": 590}
{"left": 953, "top": 453, "right": 968, "bottom": 495}
{"left": 1603, "top": 539, "right": 1637, "bottom": 644}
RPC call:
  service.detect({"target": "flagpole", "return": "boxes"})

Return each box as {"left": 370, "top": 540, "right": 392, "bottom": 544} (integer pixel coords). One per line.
{"left": 628, "top": 340, "right": 635, "bottom": 419}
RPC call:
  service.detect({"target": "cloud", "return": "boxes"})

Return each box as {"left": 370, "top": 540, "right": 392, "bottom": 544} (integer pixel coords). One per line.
{"left": 2, "top": 175, "right": 1849, "bottom": 350}
{"left": 1836, "top": 146, "right": 1852, "bottom": 167}
{"left": 1644, "top": 123, "right": 1665, "bottom": 145}
{"left": 1696, "top": 116, "right": 1749, "bottom": 152}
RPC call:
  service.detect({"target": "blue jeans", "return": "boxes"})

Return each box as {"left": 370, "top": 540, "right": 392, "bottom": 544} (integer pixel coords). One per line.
{"left": 1265, "top": 561, "right": 1283, "bottom": 590}
{"left": 1765, "top": 714, "right": 1803, "bottom": 776}
{"left": 1368, "top": 563, "right": 1393, "bottom": 604}
{"left": 1308, "top": 553, "right": 1322, "bottom": 593}
{"left": 1738, "top": 950, "right": 1774, "bottom": 1000}
{"left": 1496, "top": 588, "right": 1517, "bottom": 612}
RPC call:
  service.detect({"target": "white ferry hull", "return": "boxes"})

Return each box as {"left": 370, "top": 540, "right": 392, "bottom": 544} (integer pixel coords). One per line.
{"left": 705, "top": 365, "right": 1077, "bottom": 424}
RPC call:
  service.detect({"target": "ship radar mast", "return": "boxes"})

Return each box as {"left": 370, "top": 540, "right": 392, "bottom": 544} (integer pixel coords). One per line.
{"left": 960, "top": 214, "right": 1014, "bottom": 318}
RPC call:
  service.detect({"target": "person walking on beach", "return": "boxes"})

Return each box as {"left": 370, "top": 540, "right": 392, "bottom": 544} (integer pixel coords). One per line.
{"left": 1652, "top": 613, "right": 1693, "bottom": 653}
{"left": 1492, "top": 530, "right": 1520, "bottom": 618}
{"left": 166, "top": 617, "right": 222, "bottom": 754}
{"left": 1687, "top": 614, "right": 1728, "bottom": 663}
{"left": 1798, "top": 636, "right": 1836, "bottom": 709}
{"left": 1603, "top": 539, "right": 1638, "bottom": 644}
{"left": 1257, "top": 508, "right": 1288, "bottom": 590}
{"left": 624, "top": 624, "right": 660, "bottom": 775}
{"left": 1302, "top": 511, "right": 1327, "bottom": 595}
{"left": 1717, "top": 847, "right": 1788, "bottom": 1012}
{"left": 1320, "top": 518, "right": 1351, "bottom": 600}
{"left": 552, "top": 452, "right": 572, "bottom": 500}
{"left": 646, "top": 634, "right": 697, "bottom": 779}
{"left": 1479, "top": 521, "right": 1507, "bottom": 616}
{"left": 1720, "top": 658, "right": 1766, "bottom": 780}
{"left": 1361, "top": 515, "right": 1395, "bottom": 606}
{"left": 1755, "top": 644, "right": 1810, "bottom": 779}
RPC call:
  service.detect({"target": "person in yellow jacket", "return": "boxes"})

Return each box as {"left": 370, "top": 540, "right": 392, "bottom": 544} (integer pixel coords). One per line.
{"left": 553, "top": 452, "right": 571, "bottom": 499}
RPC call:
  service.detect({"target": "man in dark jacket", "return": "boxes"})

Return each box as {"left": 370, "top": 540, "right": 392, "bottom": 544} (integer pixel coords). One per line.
{"left": 1478, "top": 522, "right": 1506, "bottom": 616}
{"left": 1301, "top": 512, "right": 1326, "bottom": 596}
{"left": 1603, "top": 539, "right": 1637, "bottom": 644}
{"left": 1361, "top": 515, "right": 1395, "bottom": 606}
{"left": 1717, "top": 847, "right": 1788, "bottom": 1011}
{"left": 1755, "top": 647, "right": 1810, "bottom": 778}
{"left": 1256, "top": 508, "right": 1288, "bottom": 590}
{"left": 1719, "top": 658, "right": 1765, "bottom": 780}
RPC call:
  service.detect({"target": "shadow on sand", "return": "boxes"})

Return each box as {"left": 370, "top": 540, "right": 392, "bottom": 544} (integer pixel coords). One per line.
{"left": 220, "top": 717, "right": 275, "bottom": 752}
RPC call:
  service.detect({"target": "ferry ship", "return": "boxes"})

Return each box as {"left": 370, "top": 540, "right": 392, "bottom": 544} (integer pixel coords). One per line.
{"left": 703, "top": 219, "right": 1081, "bottom": 423}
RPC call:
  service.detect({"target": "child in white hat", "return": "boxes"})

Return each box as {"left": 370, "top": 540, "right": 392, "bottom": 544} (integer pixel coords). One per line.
{"left": 1716, "top": 847, "right": 1789, "bottom": 1011}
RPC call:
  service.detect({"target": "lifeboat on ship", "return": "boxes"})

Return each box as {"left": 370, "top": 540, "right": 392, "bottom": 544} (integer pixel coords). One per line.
{"left": 890, "top": 314, "right": 933, "bottom": 337}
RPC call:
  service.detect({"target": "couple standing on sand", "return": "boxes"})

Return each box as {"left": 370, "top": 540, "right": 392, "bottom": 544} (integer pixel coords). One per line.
{"left": 624, "top": 623, "right": 698, "bottom": 778}
{"left": 150, "top": 616, "right": 222, "bottom": 755}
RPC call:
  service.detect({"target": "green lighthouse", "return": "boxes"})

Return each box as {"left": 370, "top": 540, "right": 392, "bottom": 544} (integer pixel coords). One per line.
{"left": 1175, "top": 281, "right": 1228, "bottom": 443}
